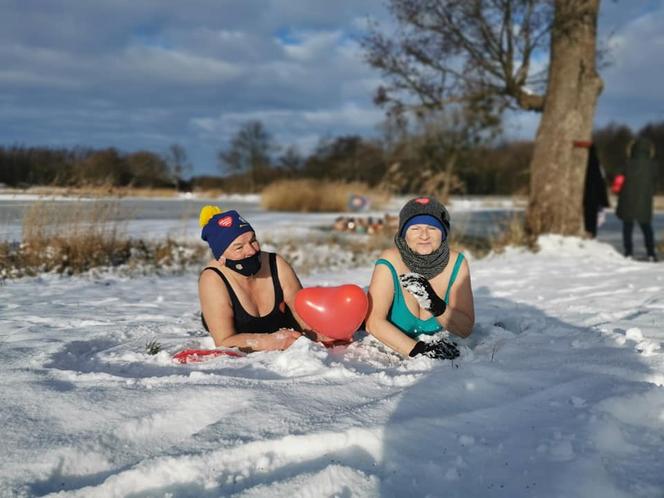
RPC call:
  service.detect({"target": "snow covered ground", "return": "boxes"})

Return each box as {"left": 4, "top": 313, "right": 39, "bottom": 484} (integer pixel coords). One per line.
{"left": 1, "top": 227, "right": 664, "bottom": 496}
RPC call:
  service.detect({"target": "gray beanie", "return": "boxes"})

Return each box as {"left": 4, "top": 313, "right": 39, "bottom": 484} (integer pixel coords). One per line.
{"left": 397, "top": 196, "right": 451, "bottom": 236}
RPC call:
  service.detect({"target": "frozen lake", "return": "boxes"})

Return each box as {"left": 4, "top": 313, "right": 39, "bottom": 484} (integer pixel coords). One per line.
{"left": 0, "top": 195, "right": 662, "bottom": 256}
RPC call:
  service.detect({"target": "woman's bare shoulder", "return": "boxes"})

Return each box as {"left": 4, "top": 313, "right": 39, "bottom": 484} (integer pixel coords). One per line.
{"left": 275, "top": 252, "right": 298, "bottom": 276}
{"left": 198, "top": 263, "right": 225, "bottom": 286}
{"left": 275, "top": 252, "right": 300, "bottom": 280}
{"left": 451, "top": 250, "right": 471, "bottom": 273}
{"left": 378, "top": 247, "right": 400, "bottom": 262}
{"left": 274, "top": 252, "right": 290, "bottom": 268}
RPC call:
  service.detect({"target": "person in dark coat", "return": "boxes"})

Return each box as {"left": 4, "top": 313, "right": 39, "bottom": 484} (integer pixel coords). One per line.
{"left": 616, "top": 137, "right": 658, "bottom": 261}
{"left": 583, "top": 144, "right": 610, "bottom": 238}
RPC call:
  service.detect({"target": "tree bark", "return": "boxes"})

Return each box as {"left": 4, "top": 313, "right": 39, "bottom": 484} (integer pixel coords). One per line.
{"left": 525, "top": 0, "right": 603, "bottom": 236}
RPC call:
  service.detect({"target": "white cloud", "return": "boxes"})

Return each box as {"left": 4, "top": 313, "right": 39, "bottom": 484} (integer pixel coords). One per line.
{"left": 601, "top": 8, "right": 664, "bottom": 100}
{"left": 280, "top": 30, "right": 344, "bottom": 61}
{"left": 302, "top": 103, "right": 383, "bottom": 127}
{"left": 191, "top": 104, "right": 383, "bottom": 136}
{"left": 117, "top": 45, "right": 244, "bottom": 83}
{"left": 593, "top": 2, "right": 664, "bottom": 129}
{"left": 0, "top": 69, "right": 81, "bottom": 88}
{"left": 262, "top": 0, "right": 389, "bottom": 29}
{"left": 189, "top": 103, "right": 384, "bottom": 157}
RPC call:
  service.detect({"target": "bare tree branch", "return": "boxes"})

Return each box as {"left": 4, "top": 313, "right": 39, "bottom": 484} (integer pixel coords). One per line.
{"left": 363, "top": 0, "right": 552, "bottom": 117}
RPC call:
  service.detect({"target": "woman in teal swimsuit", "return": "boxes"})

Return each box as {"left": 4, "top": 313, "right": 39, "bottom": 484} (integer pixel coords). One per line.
{"left": 366, "top": 196, "right": 475, "bottom": 359}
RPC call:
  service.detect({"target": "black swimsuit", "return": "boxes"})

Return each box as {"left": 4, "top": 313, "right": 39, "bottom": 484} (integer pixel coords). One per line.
{"left": 201, "top": 252, "right": 300, "bottom": 334}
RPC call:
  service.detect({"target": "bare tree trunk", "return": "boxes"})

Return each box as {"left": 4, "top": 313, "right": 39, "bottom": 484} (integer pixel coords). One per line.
{"left": 526, "top": 0, "right": 603, "bottom": 235}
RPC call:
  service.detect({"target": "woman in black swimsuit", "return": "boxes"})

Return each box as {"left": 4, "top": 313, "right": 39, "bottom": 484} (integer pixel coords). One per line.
{"left": 198, "top": 206, "right": 328, "bottom": 352}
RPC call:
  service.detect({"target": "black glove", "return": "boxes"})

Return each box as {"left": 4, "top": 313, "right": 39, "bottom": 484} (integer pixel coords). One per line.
{"left": 409, "top": 338, "right": 460, "bottom": 360}
{"left": 399, "top": 273, "right": 447, "bottom": 317}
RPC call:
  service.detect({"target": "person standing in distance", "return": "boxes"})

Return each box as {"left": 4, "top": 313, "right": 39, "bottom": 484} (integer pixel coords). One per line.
{"left": 615, "top": 137, "right": 659, "bottom": 261}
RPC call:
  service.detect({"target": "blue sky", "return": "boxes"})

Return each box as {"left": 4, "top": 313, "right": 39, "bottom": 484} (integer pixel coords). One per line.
{"left": 1, "top": 1, "right": 663, "bottom": 176}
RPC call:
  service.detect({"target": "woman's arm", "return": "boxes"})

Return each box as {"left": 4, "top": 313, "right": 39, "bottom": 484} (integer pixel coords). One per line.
{"left": 436, "top": 259, "right": 475, "bottom": 338}
{"left": 198, "top": 270, "right": 300, "bottom": 351}
{"left": 219, "top": 330, "right": 301, "bottom": 352}
{"left": 366, "top": 262, "right": 419, "bottom": 356}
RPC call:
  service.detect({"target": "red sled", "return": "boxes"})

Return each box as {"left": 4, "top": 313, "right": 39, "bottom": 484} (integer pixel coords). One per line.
{"left": 173, "top": 348, "right": 245, "bottom": 364}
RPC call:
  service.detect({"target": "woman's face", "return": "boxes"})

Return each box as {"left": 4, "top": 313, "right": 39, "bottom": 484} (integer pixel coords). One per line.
{"left": 404, "top": 224, "right": 443, "bottom": 255}
{"left": 222, "top": 231, "right": 260, "bottom": 260}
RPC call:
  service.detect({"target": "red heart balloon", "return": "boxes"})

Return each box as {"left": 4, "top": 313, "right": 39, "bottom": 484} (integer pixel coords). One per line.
{"left": 294, "top": 285, "right": 368, "bottom": 340}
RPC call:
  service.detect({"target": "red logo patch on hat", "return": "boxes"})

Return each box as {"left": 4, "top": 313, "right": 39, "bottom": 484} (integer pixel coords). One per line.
{"left": 217, "top": 215, "right": 233, "bottom": 228}
{"left": 415, "top": 197, "right": 430, "bottom": 205}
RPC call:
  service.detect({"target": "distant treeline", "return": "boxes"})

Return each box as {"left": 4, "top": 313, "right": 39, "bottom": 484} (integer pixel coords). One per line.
{"left": 2, "top": 121, "right": 663, "bottom": 195}
{"left": 0, "top": 147, "right": 179, "bottom": 189}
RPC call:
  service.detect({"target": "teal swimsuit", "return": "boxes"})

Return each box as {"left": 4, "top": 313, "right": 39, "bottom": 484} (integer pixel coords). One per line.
{"left": 375, "top": 253, "right": 465, "bottom": 337}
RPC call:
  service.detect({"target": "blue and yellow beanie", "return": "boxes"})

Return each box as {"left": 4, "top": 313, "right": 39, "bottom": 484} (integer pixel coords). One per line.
{"left": 199, "top": 205, "right": 255, "bottom": 260}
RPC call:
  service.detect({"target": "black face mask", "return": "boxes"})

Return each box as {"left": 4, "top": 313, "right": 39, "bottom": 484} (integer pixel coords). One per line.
{"left": 225, "top": 251, "right": 262, "bottom": 276}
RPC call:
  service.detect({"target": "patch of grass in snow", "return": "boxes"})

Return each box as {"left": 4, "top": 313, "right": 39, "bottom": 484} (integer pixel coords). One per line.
{"left": 145, "top": 340, "right": 163, "bottom": 355}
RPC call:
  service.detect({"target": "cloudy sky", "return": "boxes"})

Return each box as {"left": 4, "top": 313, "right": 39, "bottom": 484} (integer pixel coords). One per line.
{"left": 2, "top": 1, "right": 663, "bottom": 176}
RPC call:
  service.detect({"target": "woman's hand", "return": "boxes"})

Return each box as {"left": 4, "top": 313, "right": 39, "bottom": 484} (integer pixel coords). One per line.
{"left": 225, "top": 330, "right": 302, "bottom": 352}
{"left": 409, "top": 338, "right": 459, "bottom": 360}
{"left": 399, "top": 273, "right": 447, "bottom": 316}
{"left": 316, "top": 334, "right": 347, "bottom": 347}
{"left": 300, "top": 329, "right": 342, "bottom": 346}
{"left": 263, "top": 329, "right": 302, "bottom": 350}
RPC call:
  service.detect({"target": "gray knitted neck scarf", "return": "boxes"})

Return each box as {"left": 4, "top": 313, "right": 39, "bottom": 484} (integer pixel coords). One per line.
{"left": 394, "top": 234, "right": 450, "bottom": 279}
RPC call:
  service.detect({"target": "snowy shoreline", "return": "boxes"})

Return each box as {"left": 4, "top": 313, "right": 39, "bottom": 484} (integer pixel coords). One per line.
{"left": 1, "top": 234, "right": 663, "bottom": 497}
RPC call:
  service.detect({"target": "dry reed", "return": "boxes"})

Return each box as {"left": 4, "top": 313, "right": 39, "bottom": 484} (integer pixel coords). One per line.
{"left": 19, "top": 201, "right": 127, "bottom": 272}
{"left": 488, "top": 213, "right": 537, "bottom": 253}
{"left": 261, "top": 180, "right": 390, "bottom": 212}
{"left": 0, "top": 201, "right": 207, "bottom": 278}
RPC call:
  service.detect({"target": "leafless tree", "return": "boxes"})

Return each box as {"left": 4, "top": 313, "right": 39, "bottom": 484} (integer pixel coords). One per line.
{"left": 164, "top": 144, "right": 192, "bottom": 187}
{"left": 365, "top": 0, "right": 603, "bottom": 235}
{"left": 384, "top": 107, "right": 500, "bottom": 200}
{"left": 218, "top": 121, "right": 274, "bottom": 191}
